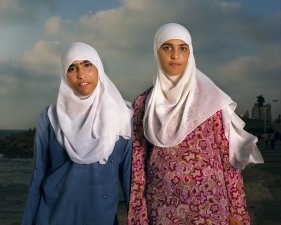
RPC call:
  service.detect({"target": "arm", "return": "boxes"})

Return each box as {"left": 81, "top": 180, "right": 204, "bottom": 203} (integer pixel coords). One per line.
{"left": 230, "top": 217, "right": 244, "bottom": 225}
{"left": 119, "top": 119, "right": 133, "bottom": 209}
{"left": 21, "top": 108, "right": 51, "bottom": 225}
{"left": 127, "top": 93, "right": 151, "bottom": 225}
{"left": 214, "top": 111, "right": 250, "bottom": 225}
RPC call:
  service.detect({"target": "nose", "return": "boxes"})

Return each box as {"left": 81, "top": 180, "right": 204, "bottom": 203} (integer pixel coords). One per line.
{"left": 171, "top": 49, "right": 179, "bottom": 59}
{"left": 77, "top": 68, "right": 86, "bottom": 79}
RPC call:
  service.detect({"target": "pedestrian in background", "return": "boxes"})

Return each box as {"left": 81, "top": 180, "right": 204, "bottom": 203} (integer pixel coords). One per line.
{"left": 275, "top": 131, "right": 279, "bottom": 145}
{"left": 263, "top": 131, "right": 269, "bottom": 150}
{"left": 270, "top": 131, "right": 275, "bottom": 149}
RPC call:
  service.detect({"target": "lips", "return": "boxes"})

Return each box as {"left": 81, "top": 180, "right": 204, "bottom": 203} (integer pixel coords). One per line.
{"left": 170, "top": 63, "right": 180, "bottom": 66}
{"left": 79, "top": 82, "right": 90, "bottom": 87}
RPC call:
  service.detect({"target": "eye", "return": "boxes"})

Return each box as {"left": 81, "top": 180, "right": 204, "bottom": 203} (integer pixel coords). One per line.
{"left": 84, "top": 62, "right": 93, "bottom": 68}
{"left": 67, "top": 67, "right": 75, "bottom": 73}
{"left": 162, "top": 45, "right": 172, "bottom": 51}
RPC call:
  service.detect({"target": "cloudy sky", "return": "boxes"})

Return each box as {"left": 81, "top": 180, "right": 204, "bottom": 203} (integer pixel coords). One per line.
{"left": 0, "top": 0, "right": 280, "bottom": 130}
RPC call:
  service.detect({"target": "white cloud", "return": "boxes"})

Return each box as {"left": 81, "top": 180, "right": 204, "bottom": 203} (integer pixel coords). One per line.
{"left": 45, "top": 16, "right": 74, "bottom": 37}
{"left": 29, "top": 0, "right": 281, "bottom": 108}
{"left": 45, "top": 16, "right": 65, "bottom": 35}
{"left": 1, "top": 0, "right": 280, "bottom": 128}
{"left": 20, "top": 40, "right": 63, "bottom": 75}
{"left": 0, "top": 0, "right": 57, "bottom": 25}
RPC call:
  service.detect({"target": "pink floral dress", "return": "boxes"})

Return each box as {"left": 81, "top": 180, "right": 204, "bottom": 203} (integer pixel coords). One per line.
{"left": 127, "top": 87, "right": 250, "bottom": 225}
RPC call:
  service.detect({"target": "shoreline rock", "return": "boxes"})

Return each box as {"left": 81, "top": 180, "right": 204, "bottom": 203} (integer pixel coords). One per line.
{"left": 242, "top": 164, "right": 281, "bottom": 224}
{"left": 0, "top": 131, "right": 34, "bottom": 159}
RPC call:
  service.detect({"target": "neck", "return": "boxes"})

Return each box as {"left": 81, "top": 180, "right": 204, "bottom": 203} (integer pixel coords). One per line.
{"left": 165, "top": 73, "right": 182, "bottom": 86}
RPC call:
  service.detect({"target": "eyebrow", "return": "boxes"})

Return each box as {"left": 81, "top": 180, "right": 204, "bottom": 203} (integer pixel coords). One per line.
{"left": 69, "top": 60, "right": 91, "bottom": 67}
{"left": 161, "top": 43, "right": 189, "bottom": 47}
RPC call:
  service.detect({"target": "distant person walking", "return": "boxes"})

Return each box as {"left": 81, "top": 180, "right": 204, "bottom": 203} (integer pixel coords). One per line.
{"left": 263, "top": 132, "right": 269, "bottom": 149}
{"left": 275, "top": 131, "right": 279, "bottom": 145}
{"left": 270, "top": 131, "right": 275, "bottom": 149}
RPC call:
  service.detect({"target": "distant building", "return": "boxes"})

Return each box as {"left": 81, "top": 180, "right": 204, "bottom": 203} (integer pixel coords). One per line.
{"left": 240, "top": 110, "right": 249, "bottom": 118}
{"left": 244, "top": 110, "right": 249, "bottom": 118}
{"left": 251, "top": 103, "right": 260, "bottom": 119}
{"left": 260, "top": 103, "right": 272, "bottom": 121}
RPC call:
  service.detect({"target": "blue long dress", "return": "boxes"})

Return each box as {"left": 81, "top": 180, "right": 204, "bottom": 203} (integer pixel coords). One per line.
{"left": 21, "top": 107, "right": 132, "bottom": 225}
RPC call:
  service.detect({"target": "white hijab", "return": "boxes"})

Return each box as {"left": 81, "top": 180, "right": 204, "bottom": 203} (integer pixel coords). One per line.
{"left": 48, "top": 42, "right": 132, "bottom": 164}
{"left": 144, "top": 23, "right": 263, "bottom": 169}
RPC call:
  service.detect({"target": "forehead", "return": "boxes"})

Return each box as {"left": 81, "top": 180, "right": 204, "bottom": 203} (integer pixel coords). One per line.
{"left": 161, "top": 39, "right": 188, "bottom": 46}
{"left": 69, "top": 60, "right": 89, "bottom": 66}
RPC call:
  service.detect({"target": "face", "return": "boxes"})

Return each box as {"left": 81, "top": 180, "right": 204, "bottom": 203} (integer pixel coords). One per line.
{"left": 66, "top": 60, "right": 98, "bottom": 96}
{"left": 158, "top": 39, "right": 190, "bottom": 76}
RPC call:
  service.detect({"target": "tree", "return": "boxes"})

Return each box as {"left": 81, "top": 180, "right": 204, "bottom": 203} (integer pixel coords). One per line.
{"left": 257, "top": 95, "right": 265, "bottom": 119}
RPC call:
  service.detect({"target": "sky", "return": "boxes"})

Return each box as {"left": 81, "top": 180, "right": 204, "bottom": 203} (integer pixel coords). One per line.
{"left": 0, "top": 0, "right": 280, "bottom": 130}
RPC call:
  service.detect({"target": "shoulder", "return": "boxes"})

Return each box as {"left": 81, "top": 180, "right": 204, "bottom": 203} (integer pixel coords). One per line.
{"left": 38, "top": 106, "right": 50, "bottom": 126}
{"left": 211, "top": 110, "right": 223, "bottom": 120}
{"left": 33, "top": 106, "right": 52, "bottom": 142}
{"left": 133, "top": 86, "right": 153, "bottom": 109}
{"left": 210, "top": 110, "right": 224, "bottom": 131}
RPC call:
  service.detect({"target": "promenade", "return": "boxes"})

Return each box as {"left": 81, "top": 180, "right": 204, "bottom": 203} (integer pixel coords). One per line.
{"left": 254, "top": 127, "right": 281, "bottom": 225}
{"left": 1, "top": 126, "right": 280, "bottom": 225}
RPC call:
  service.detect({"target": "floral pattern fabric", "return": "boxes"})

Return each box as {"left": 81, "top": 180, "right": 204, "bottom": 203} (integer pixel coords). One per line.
{"left": 127, "top": 87, "right": 250, "bottom": 225}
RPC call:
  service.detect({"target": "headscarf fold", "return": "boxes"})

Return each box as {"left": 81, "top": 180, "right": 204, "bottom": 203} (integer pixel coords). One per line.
{"left": 48, "top": 42, "right": 132, "bottom": 164}
{"left": 144, "top": 23, "right": 263, "bottom": 169}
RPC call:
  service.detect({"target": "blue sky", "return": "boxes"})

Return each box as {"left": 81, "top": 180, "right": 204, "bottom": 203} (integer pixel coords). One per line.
{"left": 0, "top": 0, "right": 280, "bottom": 129}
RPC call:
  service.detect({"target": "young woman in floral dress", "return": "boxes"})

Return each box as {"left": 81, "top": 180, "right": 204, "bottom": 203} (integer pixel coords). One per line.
{"left": 127, "top": 23, "right": 264, "bottom": 225}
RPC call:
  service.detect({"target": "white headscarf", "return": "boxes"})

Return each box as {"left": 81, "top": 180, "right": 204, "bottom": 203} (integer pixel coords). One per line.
{"left": 144, "top": 23, "right": 263, "bottom": 169}
{"left": 48, "top": 42, "right": 132, "bottom": 164}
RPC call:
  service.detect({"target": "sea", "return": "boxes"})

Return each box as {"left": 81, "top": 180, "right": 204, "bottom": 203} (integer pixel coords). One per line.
{"left": 0, "top": 129, "right": 27, "bottom": 139}
{"left": 0, "top": 130, "right": 28, "bottom": 159}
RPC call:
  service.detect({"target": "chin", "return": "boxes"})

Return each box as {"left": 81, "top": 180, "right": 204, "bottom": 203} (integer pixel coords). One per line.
{"left": 170, "top": 73, "right": 180, "bottom": 76}
{"left": 167, "top": 72, "right": 181, "bottom": 76}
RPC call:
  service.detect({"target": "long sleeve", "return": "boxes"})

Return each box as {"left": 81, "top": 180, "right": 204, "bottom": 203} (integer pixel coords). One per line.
{"left": 214, "top": 111, "right": 250, "bottom": 225}
{"left": 119, "top": 119, "right": 133, "bottom": 209}
{"left": 127, "top": 89, "right": 152, "bottom": 225}
{"left": 21, "top": 108, "right": 51, "bottom": 225}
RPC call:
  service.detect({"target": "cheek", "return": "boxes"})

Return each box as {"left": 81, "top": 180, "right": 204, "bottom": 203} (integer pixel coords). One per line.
{"left": 186, "top": 51, "right": 191, "bottom": 62}
{"left": 93, "top": 71, "right": 99, "bottom": 82}
{"left": 182, "top": 53, "right": 190, "bottom": 66}
{"left": 66, "top": 74, "right": 75, "bottom": 85}
{"left": 159, "top": 56, "right": 168, "bottom": 68}
{"left": 183, "top": 57, "right": 189, "bottom": 67}
{"left": 90, "top": 72, "right": 99, "bottom": 88}
{"left": 158, "top": 50, "right": 166, "bottom": 63}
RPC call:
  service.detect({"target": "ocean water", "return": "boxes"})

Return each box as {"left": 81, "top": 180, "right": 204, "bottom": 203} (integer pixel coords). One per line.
{"left": 0, "top": 129, "right": 27, "bottom": 139}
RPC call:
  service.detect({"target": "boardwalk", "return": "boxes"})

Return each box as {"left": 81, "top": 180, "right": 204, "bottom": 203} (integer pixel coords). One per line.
{"left": 254, "top": 126, "right": 281, "bottom": 225}
{"left": 1, "top": 125, "right": 280, "bottom": 225}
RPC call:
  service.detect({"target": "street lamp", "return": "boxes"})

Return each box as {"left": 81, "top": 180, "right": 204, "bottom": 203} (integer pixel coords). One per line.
{"left": 272, "top": 98, "right": 278, "bottom": 122}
